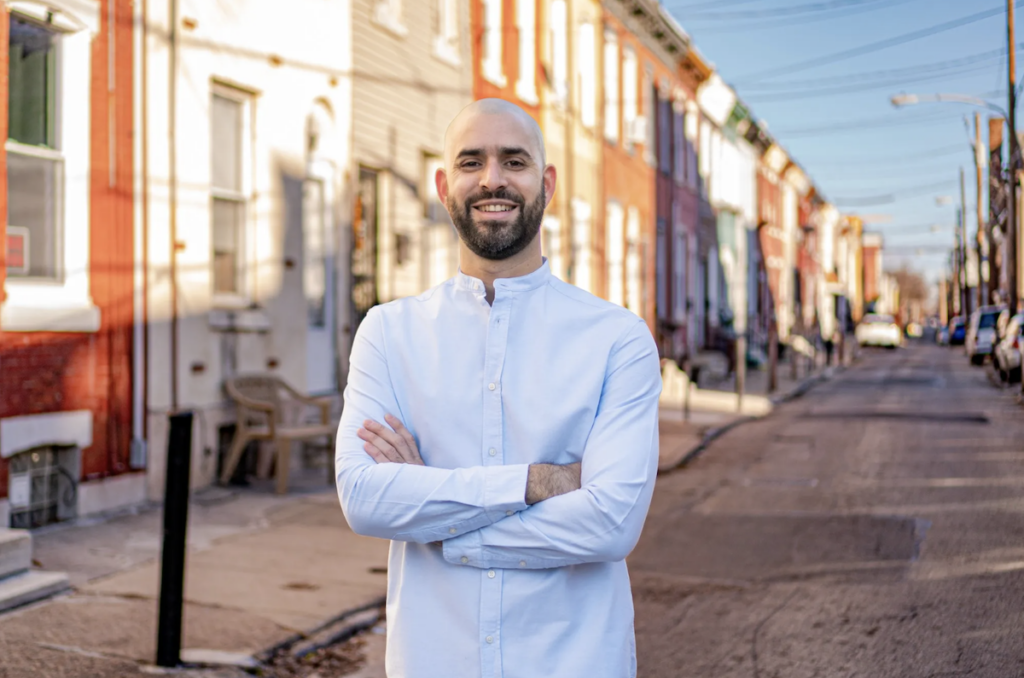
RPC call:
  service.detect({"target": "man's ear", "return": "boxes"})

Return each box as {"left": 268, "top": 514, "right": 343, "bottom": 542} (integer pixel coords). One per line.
{"left": 542, "top": 164, "right": 557, "bottom": 210}
{"left": 435, "top": 167, "right": 449, "bottom": 206}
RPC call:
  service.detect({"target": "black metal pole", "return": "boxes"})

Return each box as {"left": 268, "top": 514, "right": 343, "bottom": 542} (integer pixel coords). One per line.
{"left": 156, "top": 411, "right": 193, "bottom": 667}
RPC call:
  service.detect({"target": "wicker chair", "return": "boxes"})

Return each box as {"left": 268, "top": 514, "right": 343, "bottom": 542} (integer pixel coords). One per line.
{"left": 220, "top": 375, "right": 335, "bottom": 494}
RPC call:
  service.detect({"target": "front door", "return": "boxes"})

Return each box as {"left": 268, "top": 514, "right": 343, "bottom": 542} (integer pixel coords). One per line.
{"left": 304, "top": 168, "right": 337, "bottom": 394}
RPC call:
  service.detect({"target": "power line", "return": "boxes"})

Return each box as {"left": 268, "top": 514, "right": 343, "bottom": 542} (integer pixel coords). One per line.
{"left": 735, "top": 3, "right": 1018, "bottom": 83}
{"left": 772, "top": 110, "right": 953, "bottom": 137}
{"left": 799, "top": 143, "right": 969, "bottom": 167}
{"left": 682, "top": 0, "right": 919, "bottom": 35}
{"left": 833, "top": 178, "right": 959, "bottom": 206}
{"left": 678, "top": 0, "right": 886, "bottom": 21}
{"left": 742, "top": 46, "right": 1019, "bottom": 91}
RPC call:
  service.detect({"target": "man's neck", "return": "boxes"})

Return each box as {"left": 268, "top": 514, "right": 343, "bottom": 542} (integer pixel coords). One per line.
{"left": 460, "top": 246, "right": 543, "bottom": 305}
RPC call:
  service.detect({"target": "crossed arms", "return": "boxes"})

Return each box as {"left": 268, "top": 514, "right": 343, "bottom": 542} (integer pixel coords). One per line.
{"left": 334, "top": 307, "right": 662, "bottom": 569}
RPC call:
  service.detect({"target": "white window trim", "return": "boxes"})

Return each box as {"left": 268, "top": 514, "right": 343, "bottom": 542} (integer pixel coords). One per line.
{"left": 515, "top": 0, "right": 538, "bottom": 105}
{"left": 548, "top": 0, "right": 568, "bottom": 105}
{"left": 606, "top": 201, "right": 624, "bottom": 306}
{"left": 603, "top": 30, "right": 619, "bottom": 143}
{"left": 622, "top": 47, "right": 638, "bottom": 148}
{"left": 2, "top": 1, "right": 100, "bottom": 333}
{"left": 578, "top": 23, "right": 596, "bottom": 129}
{"left": 482, "top": 0, "right": 506, "bottom": 87}
{"left": 210, "top": 84, "right": 255, "bottom": 309}
{"left": 432, "top": 0, "right": 460, "bottom": 67}
{"left": 373, "top": 0, "right": 408, "bottom": 37}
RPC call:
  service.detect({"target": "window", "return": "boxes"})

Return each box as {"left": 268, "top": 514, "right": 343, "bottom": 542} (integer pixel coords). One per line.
{"left": 578, "top": 23, "right": 596, "bottom": 129}
{"left": 572, "top": 198, "right": 592, "bottom": 292}
{"left": 686, "top": 102, "right": 699, "bottom": 189}
{"left": 657, "top": 92, "right": 671, "bottom": 175}
{"left": 374, "top": 0, "right": 407, "bottom": 36}
{"left": 643, "top": 66, "right": 655, "bottom": 165}
{"left": 626, "top": 207, "right": 642, "bottom": 314}
{"left": 542, "top": 216, "right": 564, "bottom": 280}
{"left": 211, "top": 89, "right": 249, "bottom": 298}
{"left": 434, "top": 0, "right": 459, "bottom": 65}
{"left": 7, "top": 16, "right": 60, "bottom": 280}
{"left": 304, "top": 178, "right": 326, "bottom": 327}
{"left": 656, "top": 220, "right": 666, "bottom": 320}
{"left": 673, "top": 104, "right": 685, "bottom": 183}
{"left": 672, "top": 218, "right": 687, "bottom": 323}
{"left": 482, "top": 0, "right": 505, "bottom": 86}
{"left": 2, "top": 2, "right": 100, "bottom": 333}
{"left": 606, "top": 201, "right": 624, "bottom": 305}
{"left": 548, "top": 0, "right": 568, "bottom": 104}
{"left": 516, "top": 0, "right": 537, "bottom": 103}
{"left": 603, "top": 30, "right": 619, "bottom": 143}
{"left": 622, "top": 47, "right": 638, "bottom": 148}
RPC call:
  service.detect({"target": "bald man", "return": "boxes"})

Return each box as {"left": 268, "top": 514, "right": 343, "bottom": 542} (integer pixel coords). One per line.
{"left": 335, "top": 99, "right": 661, "bottom": 678}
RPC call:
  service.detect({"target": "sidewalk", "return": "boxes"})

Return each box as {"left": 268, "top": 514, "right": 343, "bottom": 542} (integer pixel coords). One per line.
{"left": 0, "top": 356, "right": 834, "bottom": 677}
{"left": 0, "top": 482, "right": 389, "bottom": 677}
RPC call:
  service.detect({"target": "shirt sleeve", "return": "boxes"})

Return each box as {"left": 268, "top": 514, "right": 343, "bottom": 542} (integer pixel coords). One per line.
{"left": 335, "top": 306, "right": 530, "bottom": 544}
{"left": 442, "top": 318, "right": 661, "bottom": 569}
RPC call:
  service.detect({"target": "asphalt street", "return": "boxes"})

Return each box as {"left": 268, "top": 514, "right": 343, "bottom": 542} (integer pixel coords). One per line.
{"left": 630, "top": 343, "right": 1024, "bottom": 678}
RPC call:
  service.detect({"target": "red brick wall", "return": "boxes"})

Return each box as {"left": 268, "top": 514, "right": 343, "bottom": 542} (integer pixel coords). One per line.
{"left": 0, "top": 0, "right": 135, "bottom": 498}
{"left": 863, "top": 245, "right": 880, "bottom": 305}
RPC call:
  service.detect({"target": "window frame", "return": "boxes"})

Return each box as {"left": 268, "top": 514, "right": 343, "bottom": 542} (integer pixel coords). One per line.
{"left": 209, "top": 83, "right": 254, "bottom": 308}
{"left": 373, "top": 0, "right": 408, "bottom": 37}
{"left": 1, "top": 1, "right": 100, "bottom": 333}
{"left": 548, "top": 0, "right": 568, "bottom": 105}
{"left": 433, "top": 0, "right": 460, "bottom": 66}
{"left": 603, "top": 28, "right": 619, "bottom": 144}
{"left": 515, "top": 0, "right": 537, "bottom": 104}
{"left": 578, "top": 22, "right": 596, "bottom": 129}
{"left": 621, "top": 46, "right": 638, "bottom": 150}
{"left": 481, "top": 0, "right": 506, "bottom": 87}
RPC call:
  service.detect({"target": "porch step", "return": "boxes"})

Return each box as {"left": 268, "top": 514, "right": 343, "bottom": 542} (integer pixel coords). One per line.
{"left": 0, "top": 569, "right": 70, "bottom": 614}
{"left": 0, "top": 529, "right": 32, "bottom": 580}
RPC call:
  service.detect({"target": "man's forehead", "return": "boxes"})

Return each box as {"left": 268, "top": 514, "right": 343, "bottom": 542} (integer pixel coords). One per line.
{"left": 445, "top": 105, "right": 545, "bottom": 164}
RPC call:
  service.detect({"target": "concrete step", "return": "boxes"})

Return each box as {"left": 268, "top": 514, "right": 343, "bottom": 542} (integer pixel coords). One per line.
{"left": 0, "top": 529, "right": 32, "bottom": 580}
{"left": 0, "top": 569, "right": 70, "bottom": 614}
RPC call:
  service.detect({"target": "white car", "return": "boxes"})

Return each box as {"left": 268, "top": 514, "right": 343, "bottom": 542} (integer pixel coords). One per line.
{"left": 994, "top": 313, "right": 1024, "bottom": 382}
{"left": 966, "top": 306, "right": 1004, "bottom": 366}
{"left": 855, "top": 314, "right": 902, "bottom": 349}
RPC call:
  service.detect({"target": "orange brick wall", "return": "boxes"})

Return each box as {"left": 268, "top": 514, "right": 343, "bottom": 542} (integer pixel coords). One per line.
{"left": 0, "top": 0, "right": 135, "bottom": 497}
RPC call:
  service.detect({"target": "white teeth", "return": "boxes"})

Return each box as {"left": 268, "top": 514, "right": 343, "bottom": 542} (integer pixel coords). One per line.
{"left": 478, "top": 204, "right": 514, "bottom": 213}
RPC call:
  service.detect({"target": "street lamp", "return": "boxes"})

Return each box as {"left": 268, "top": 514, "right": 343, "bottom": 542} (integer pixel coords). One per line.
{"left": 891, "top": 91, "right": 1016, "bottom": 312}
{"left": 890, "top": 92, "right": 1009, "bottom": 117}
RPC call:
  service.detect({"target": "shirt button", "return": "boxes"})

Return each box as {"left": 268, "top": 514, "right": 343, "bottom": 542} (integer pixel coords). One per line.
{"left": 461, "top": 556, "right": 469, "bottom": 564}
{"left": 449, "top": 527, "right": 457, "bottom": 534}
{"left": 487, "top": 570, "right": 495, "bottom": 578}
{"left": 486, "top": 636, "right": 494, "bottom": 644}
{"left": 488, "top": 383, "right": 496, "bottom": 391}
{"left": 506, "top": 510, "right": 514, "bottom": 516}
{"left": 488, "top": 448, "right": 497, "bottom": 456}
{"left": 519, "top": 560, "right": 526, "bottom": 567}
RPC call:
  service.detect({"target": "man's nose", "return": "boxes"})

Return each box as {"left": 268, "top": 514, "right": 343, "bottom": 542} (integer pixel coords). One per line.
{"left": 479, "top": 157, "right": 507, "bottom": 191}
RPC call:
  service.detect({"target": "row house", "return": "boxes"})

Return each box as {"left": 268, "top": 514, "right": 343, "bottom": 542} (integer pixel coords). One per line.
{"left": 0, "top": 0, "right": 135, "bottom": 529}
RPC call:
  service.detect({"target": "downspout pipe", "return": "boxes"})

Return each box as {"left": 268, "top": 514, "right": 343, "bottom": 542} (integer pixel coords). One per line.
{"left": 168, "top": 0, "right": 179, "bottom": 411}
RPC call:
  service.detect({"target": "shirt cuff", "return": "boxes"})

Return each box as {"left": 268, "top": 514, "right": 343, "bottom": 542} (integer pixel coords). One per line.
{"left": 442, "top": 525, "right": 483, "bottom": 566}
{"left": 482, "top": 463, "right": 530, "bottom": 523}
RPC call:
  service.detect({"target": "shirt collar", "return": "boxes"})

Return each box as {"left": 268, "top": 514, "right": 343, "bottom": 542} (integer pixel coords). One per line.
{"left": 455, "top": 258, "right": 552, "bottom": 294}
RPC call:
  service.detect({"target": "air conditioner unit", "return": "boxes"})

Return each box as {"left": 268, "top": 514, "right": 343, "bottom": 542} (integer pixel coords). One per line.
{"left": 627, "top": 117, "right": 647, "bottom": 145}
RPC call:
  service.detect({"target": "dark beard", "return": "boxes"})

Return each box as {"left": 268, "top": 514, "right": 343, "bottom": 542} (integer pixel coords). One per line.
{"left": 447, "top": 186, "right": 545, "bottom": 261}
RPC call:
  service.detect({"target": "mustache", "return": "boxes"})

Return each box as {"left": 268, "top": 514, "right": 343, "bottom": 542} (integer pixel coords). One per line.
{"left": 463, "top": 188, "right": 526, "bottom": 209}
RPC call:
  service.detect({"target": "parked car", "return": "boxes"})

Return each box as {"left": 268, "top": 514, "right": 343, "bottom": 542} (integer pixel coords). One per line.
{"left": 994, "top": 313, "right": 1024, "bottom": 382}
{"left": 965, "top": 305, "right": 1005, "bottom": 365}
{"left": 855, "top": 314, "right": 902, "bottom": 349}
{"left": 949, "top": 316, "right": 966, "bottom": 345}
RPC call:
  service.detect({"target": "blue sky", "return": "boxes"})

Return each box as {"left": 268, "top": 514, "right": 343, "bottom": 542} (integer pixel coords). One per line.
{"left": 662, "top": 0, "right": 1015, "bottom": 283}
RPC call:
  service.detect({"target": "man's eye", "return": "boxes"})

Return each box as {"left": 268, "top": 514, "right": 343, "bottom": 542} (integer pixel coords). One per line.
{"left": 507, "top": 160, "right": 525, "bottom": 168}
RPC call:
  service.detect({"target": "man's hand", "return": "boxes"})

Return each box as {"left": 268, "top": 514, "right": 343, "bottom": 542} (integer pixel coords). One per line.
{"left": 357, "top": 414, "right": 424, "bottom": 465}
{"left": 525, "top": 462, "right": 581, "bottom": 505}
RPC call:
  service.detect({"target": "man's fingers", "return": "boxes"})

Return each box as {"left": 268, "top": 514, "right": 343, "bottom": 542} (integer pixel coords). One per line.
{"left": 384, "top": 414, "right": 424, "bottom": 465}
{"left": 357, "top": 427, "right": 402, "bottom": 463}
{"left": 363, "top": 442, "right": 393, "bottom": 464}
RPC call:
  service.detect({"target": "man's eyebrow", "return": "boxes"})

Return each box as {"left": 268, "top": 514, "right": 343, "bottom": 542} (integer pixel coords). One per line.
{"left": 455, "top": 148, "right": 484, "bottom": 159}
{"left": 500, "top": 146, "right": 533, "bottom": 160}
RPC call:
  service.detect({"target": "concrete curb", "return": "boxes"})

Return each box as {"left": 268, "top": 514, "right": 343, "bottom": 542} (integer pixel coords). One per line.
{"left": 253, "top": 595, "right": 387, "bottom": 665}
{"left": 660, "top": 366, "right": 841, "bottom": 475}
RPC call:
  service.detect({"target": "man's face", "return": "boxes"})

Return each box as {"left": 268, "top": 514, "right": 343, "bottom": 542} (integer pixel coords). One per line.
{"left": 439, "top": 112, "right": 555, "bottom": 261}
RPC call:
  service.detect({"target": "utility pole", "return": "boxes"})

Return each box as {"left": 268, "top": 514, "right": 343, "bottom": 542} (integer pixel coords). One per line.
{"left": 1008, "top": 0, "right": 1019, "bottom": 312}
{"left": 961, "top": 167, "right": 973, "bottom": 319}
{"left": 975, "top": 112, "right": 988, "bottom": 305}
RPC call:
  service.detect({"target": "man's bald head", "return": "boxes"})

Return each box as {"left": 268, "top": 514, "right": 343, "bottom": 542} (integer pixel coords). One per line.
{"left": 444, "top": 98, "right": 546, "bottom": 169}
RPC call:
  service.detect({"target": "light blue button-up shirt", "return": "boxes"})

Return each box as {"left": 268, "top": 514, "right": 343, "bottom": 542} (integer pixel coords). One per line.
{"left": 335, "top": 260, "right": 661, "bottom": 678}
